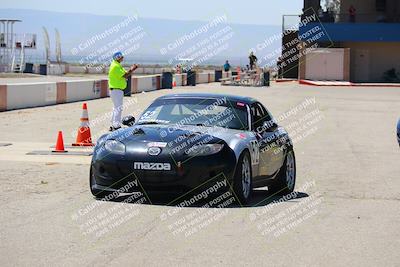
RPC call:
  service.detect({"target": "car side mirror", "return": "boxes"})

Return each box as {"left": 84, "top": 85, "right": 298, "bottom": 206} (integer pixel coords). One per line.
{"left": 263, "top": 120, "right": 278, "bottom": 131}
{"left": 122, "top": 115, "right": 135, "bottom": 126}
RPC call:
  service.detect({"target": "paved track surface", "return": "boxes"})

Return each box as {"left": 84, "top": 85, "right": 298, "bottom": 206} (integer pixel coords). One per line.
{"left": 0, "top": 82, "right": 399, "bottom": 266}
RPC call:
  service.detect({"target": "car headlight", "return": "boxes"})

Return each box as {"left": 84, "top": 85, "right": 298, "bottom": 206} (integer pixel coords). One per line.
{"left": 104, "top": 140, "right": 126, "bottom": 155}
{"left": 96, "top": 134, "right": 108, "bottom": 147}
{"left": 185, "top": 144, "right": 224, "bottom": 156}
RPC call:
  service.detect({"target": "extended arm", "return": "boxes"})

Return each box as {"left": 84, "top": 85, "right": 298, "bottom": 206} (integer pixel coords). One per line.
{"left": 124, "top": 64, "right": 139, "bottom": 78}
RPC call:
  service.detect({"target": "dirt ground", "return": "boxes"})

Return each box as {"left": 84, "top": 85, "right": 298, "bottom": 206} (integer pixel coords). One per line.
{"left": 0, "top": 82, "right": 399, "bottom": 266}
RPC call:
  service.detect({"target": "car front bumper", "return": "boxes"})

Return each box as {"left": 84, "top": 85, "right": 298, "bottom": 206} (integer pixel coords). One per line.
{"left": 91, "top": 146, "right": 237, "bottom": 194}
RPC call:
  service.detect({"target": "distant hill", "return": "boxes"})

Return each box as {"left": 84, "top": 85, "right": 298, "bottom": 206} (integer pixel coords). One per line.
{"left": 0, "top": 9, "right": 282, "bottom": 66}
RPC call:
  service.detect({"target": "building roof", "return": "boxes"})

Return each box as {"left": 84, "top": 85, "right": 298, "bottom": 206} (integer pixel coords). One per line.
{"left": 0, "top": 19, "right": 22, "bottom": 23}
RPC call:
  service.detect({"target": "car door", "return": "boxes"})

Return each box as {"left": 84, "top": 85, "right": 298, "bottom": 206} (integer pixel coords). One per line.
{"left": 251, "top": 102, "right": 284, "bottom": 178}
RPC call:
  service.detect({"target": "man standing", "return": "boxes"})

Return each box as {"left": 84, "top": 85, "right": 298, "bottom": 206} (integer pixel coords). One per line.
{"left": 349, "top": 5, "right": 356, "bottom": 23}
{"left": 397, "top": 118, "right": 400, "bottom": 147}
{"left": 223, "top": 60, "right": 231, "bottom": 72}
{"left": 249, "top": 52, "right": 258, "bottom": 70}
{"left": 108, "top": 51, "right": 138, "bottom": 131}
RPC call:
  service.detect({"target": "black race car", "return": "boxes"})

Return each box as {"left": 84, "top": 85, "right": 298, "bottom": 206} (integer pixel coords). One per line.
{"left": 90, "top": 93, "right": 296, "bottom": 203}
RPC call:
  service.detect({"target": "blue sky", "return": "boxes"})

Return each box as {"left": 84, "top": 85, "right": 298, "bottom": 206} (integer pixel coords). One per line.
{"left": 1, "top": 0, "right": 303, "bottom": 25}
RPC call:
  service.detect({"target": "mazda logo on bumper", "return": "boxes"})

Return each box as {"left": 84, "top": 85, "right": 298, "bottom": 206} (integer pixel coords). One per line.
{"left": 148, "top": 147, "right": 161, "bottom": 156}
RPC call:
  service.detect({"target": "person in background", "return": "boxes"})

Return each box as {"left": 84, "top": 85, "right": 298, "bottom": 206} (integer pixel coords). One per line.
{"left": 223, "top": 60, "right": 231, "bottom": 72}
{"left": 318, "top": 6, "right": 324, "bottom": 19}
{"left": 254, "top": 66, "right": 262, "bottom": 85}
{"left": 349, "top": 5, "right": 356, "bottom": 23}
{"left": 249, "top": 52, "right": 258, "bottom": 70}
{"left": 108, "top": 51, "right": 138, "bottom": 131}
{"left": 397, "top": 118, "right": 400, "bottom": 147}
{"left": 175, "top": 64, "right": 181, "bottom": 74}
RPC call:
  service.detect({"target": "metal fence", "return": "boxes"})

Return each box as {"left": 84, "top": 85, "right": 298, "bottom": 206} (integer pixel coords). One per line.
{"left": 319, "top": 12, "right": 400, "bottom": 23}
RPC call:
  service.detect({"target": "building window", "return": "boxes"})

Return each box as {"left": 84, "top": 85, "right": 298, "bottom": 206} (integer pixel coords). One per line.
{"left": 376, "top": 0, "right": 386, "bottom": 12}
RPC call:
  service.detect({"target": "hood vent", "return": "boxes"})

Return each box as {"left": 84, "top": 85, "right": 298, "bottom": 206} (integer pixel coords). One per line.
{"left": 180, "top": 131, "right": 203, "bottom": 139}
{"left": 132, "top": 128, "right": 145, "bottom": 135}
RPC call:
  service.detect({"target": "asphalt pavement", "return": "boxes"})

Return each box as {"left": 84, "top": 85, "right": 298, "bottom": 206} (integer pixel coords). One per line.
{"left": 0, "top": 82, "right": 399, "bottom": 266}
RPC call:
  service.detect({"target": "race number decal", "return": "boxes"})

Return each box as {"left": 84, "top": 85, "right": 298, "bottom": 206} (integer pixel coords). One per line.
{"left": 249, "top": 140, "right": 260, "bottom": 165}
{"left": 141, "top": 111, "right": 156, "bottom": 119}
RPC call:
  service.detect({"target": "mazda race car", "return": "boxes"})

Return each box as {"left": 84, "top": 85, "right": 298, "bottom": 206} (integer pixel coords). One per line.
{"left": 90, "top": 93, "right": 296, "bottom": 203}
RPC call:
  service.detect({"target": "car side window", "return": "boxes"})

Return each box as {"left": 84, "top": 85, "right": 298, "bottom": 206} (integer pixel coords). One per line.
{"left": 252, "top": 102, "right": 275, "bottom": 132}
{"left": 251, "top": 103, "right": 265, "bottom": 130}
{"left": 258, "top": 103, "right": 273, "bottom": 123}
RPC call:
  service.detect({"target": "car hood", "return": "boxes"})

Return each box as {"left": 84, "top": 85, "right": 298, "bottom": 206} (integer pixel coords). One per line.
{"left": 106, "top": 124, "right": 252, "bottom": 148}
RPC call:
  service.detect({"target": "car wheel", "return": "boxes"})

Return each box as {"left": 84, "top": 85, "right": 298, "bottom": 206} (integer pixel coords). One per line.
{"left": 90, "top": 167, "right": 108, "bottom": 199}
{"left": 233, "top": 151, "right": 252, "bottom": 204}
{"left": 269, "top": 149, "right": 296, "bottom": 195}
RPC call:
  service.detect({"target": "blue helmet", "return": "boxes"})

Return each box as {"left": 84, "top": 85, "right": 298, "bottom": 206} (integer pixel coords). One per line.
{"left": 112, "top": 51, "right": 123, "bottom": 60}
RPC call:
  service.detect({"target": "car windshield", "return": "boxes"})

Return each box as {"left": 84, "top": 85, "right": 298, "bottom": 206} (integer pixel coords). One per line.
{"left": 137, "top": 97, "right": 249, "bottom": 130}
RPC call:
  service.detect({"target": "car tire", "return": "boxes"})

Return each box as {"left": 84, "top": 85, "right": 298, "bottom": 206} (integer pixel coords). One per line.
{"left": 269, "top": 149, "right": 296, "bottom": 195}
{"left": 90, "top": 167, "right": 109, "bottom": 199}
{"left": 232, "top": 151, "right": 253, "bottom": 204}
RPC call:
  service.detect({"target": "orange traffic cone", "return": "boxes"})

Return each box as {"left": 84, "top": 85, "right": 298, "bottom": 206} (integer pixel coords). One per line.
{"left": 72, "top": 103, "right": 94, "bottom": 146}
{"left": 53, "top": 131, "right": 67, "bottom": 153}
{"left": 173, "top": 79, "right": 177, "bottom": 87}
